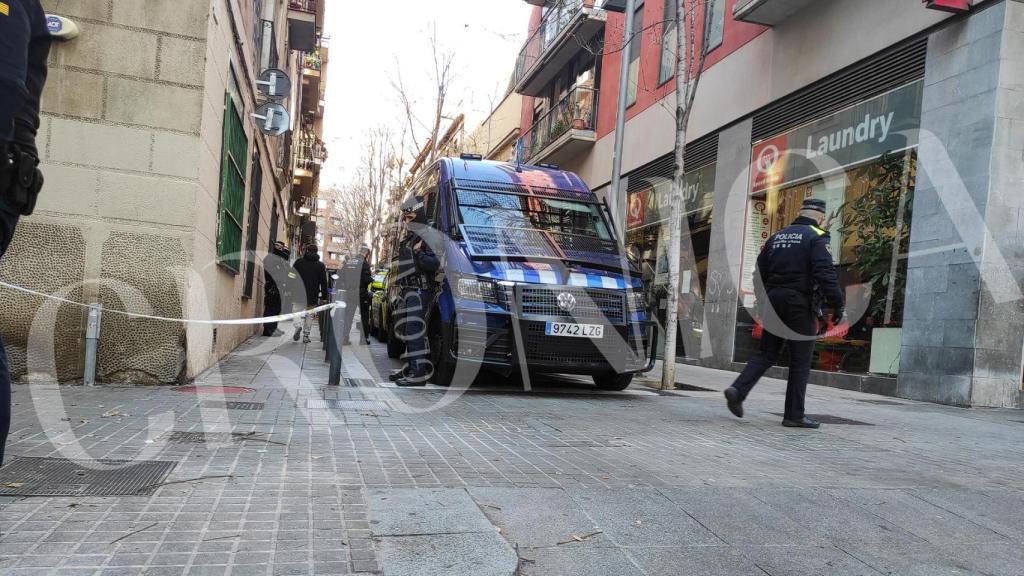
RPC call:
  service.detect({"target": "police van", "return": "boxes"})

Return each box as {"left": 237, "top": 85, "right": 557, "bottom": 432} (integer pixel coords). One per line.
{"left": 382, "top": 156, "right": 656, "bottom": 390}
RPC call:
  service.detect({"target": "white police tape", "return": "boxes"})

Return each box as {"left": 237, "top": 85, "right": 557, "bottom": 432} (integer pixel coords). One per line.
{"left": 0, "top": 279, "right": 344, "bottom": 325}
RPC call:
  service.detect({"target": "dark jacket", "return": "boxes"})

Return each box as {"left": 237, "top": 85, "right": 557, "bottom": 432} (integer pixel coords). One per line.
{"left": 359, "top": 258, "right": 373, "bottom": 303}
{"left": 293, "top": 252, "right": 329, "bottom": 306}
{"left": 396, "top": 231, "right": 440, "bottom": 288}
{"left": 0, "top": 0, "right": 50, "bottom": 155}
{"left": 754, "top": 216, "right": 844, "bottom": 309}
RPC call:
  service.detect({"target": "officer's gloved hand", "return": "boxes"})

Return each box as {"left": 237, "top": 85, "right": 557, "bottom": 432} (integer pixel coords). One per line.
{"left": 834, "top": 308, "right": 847, "bottom": 325}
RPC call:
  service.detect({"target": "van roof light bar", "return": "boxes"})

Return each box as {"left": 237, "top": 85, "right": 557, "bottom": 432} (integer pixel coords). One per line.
{"left": 460, "top": 153, "right": 483, "bottom": 161}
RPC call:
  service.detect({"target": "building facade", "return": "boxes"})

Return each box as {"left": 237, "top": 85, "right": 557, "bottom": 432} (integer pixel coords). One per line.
{"left": 514, "top": 0, "right": 1024, "bottom": 407}
{"left": 466, "top": 86, "right": 524, "bottom": 162}
{"left": 0, "top": 0, "right": 329, "bottom": 384}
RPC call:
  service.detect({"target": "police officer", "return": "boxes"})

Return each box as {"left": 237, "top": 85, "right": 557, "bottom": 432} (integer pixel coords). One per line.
{"left": 389, "top": 197, "right": 440, "bottom": 387}
{"left": 340, "top": 244, "right": 372, "bottom": 345}
{"left": 262, "top": 241, "right": 291, "bottom": 336}
{"left": 724, "top": 198, "right": 844, "bottom": 428}
{"left": 1, "top": 0, "right": 51, "bottom": 466}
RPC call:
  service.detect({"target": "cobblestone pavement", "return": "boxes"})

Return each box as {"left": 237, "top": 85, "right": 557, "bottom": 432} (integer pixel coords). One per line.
{"left": 1, "top": 322, "right": 1023, "bottom": 575}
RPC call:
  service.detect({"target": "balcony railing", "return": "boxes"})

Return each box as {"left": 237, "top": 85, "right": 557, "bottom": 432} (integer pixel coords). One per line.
{"left": 524, "top": 85, "right": 598, "bottom": 160}
{"left": 288, "top": 0, "right": 316, "bottom": 14}
{"left": 303, "top": 50, "right": 322, "bottom": 72}
{"left": 520, "top": 0, "right": 598, "bottom": 91}
{"left": 294, "top": 129, "right": 326, "bottom": 175}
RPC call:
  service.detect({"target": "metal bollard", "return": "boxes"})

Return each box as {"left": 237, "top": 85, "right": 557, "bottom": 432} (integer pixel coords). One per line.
{"left": 83, "top": 304, "right": 103, "bottom": 386}
{"left": 327, "top": 298, "right": 344, "bottom": 386}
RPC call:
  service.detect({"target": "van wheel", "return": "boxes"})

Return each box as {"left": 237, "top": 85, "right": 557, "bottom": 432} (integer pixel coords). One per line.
{"left": 386, "top": 317, "right": 405, "bottom": 359}
{"left": 428, "top": 316, "right": 454, "bottom": 387}
{"left": 593, "top": 373, "right": 633, "bottom": 391}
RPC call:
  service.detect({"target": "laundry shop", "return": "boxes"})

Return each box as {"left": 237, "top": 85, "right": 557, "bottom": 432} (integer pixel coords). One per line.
{"left": 734, "top": 79, "right": 924, "bottom": 378}
{"left": 622, "top": 138, "right": 718, "bottom": 361}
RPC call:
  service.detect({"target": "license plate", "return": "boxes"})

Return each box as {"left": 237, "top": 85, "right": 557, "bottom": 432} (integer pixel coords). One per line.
{"left": 545, "top": 322, "right": 604, "bottom": 338}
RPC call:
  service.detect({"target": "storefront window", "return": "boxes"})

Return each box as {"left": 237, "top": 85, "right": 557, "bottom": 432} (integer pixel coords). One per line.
{"left": 735, "top": 81, "right": 923, "bottom": 376}
{"left": 625, "top": 163, "right": 715, "bottom": 360}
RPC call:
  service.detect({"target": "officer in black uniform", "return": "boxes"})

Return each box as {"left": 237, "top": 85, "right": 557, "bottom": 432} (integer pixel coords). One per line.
{"left": 389, "top": 197, "right": 440, "bottom": 387}
{"left": 724, "top": 198, "right": 844, "bottom": 428}
{"left": 340, "top": 245, "right": 372, "bottom": 345}
{"left": 1, "top": 0, "right": 51, "bottom": 466}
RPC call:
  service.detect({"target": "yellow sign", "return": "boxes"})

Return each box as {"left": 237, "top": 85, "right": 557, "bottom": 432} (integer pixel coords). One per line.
{"left": 0, "top": 2, "right": 9, "bottom": 16}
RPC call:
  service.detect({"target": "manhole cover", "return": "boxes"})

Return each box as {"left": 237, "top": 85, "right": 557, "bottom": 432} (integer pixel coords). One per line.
{"left": 0, "top": 457, "right": 177, "bottom": 496}
{"left": 306, "top": 399, "right": 390, "bottom": 411}
{"left": 201, "top": 401, "right": 265, "bottom": 410}
{"left": 855, "top": 399, "right": 906, "bottom": 406}
{"left": 175, "top": 386, "right": 255, "bottom": 395}
{"left": 343, "top": 378, "right": 376, "bottom": 388}
{"left": 773, "top": 413, "right": 874, "bottom": 426}
{"left": 674, "top": 383, "right": 714, "bottom": 392}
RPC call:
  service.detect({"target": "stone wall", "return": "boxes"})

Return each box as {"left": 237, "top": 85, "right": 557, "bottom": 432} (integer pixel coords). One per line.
{"left": 899, "top": 0, "right": 1024, "bottom": 407}
{"left": 0, "top": 0, "right": 209, "bottom": 383}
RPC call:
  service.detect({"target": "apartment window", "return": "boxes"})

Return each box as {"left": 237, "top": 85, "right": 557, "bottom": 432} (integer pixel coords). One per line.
{"left": 707, "top": 0, "right": 725, "bottom": 51}
{"left": 242, "top": 149, "right": 263, "bottom": 298}
{"left": 217, "top": 92, "right": 249, "bottom": 273}
{"left": 331, "top": 236, "right": 343, "bottom": 244}
{"left": 658, "top": 0, "right": 677, "bottom": 85}
{"left": 332, "top": 218, "right": 342, "bottom": 226}
{"left": 626, "top": 3, "right": 644, "bottom": 106}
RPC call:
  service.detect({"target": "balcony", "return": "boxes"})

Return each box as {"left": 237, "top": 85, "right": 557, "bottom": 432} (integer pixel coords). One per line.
{"left": 287, "top": 0, "right": 319, "bottom": 52}
{"left": 292, "top": 129, "right": 325, "bottom": 198}
{"left": 524, "top": 85, "right": 598, "bottom": 165}
{"left": 514, "top": 0, "right": 607, "bottom": 96}
{"left": 732, "top": 0, "right": 815, "bottom": 26}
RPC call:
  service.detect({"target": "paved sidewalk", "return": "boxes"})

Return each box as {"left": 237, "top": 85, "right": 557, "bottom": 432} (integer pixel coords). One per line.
{"left": 2, "top": 322, "right": 1024, "bottom": 575}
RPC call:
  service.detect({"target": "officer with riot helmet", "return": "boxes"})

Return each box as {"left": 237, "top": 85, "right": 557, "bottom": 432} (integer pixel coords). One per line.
{"left": 389, "top": 196, "right": 440, "bottom": 387}
{"left": 1, "top": 0, "right": 51, "bottom": 465}
{"left": 724, "top": 198, "right": 845, "bottom": 428}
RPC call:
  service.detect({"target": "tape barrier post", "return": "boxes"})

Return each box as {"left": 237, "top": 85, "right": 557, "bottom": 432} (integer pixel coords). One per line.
{"left": 83, "top": 304, "right": 102, "bottom": 386}
{"left": 327, "top": 297, "right": 345, "bottom": 387}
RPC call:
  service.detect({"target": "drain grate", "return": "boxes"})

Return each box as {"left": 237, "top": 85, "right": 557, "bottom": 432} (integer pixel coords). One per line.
{"left": 174, "top": 385, "right": 255, "bottom": 395}
{"left": 201, "top": 401, "right": 265, "bottom": 411}
{"left": 165, "top": 431, "right": 235, "bottom": 443}
{"left": 773, "top": 413, "right": 874, "bottom": 426}
{"left": 0, "top": 457, "right": 177, "bottom": 496}
{"left": 306, "top": 399, "right": 390, "bottom": 411}
{"left": 343, "top": 378, "right": 376, "bottom": 388}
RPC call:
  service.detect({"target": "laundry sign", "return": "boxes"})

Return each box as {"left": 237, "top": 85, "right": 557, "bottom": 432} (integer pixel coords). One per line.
{"left": 751, "top": 80, "right": 923, "bottom": 193}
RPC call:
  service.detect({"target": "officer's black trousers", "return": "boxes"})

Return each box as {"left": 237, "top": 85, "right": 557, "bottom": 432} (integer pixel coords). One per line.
{"left": 0, "top": 199, "right": 19, "bottom": 466}
{"left": 732, "top": 288, "right": 816, "bottom": 421}
{"left": 398, "top": 290, "right": 431, "bottom": 380}
{"left": 262, "top": 289, "right": 282, "bottom": 336}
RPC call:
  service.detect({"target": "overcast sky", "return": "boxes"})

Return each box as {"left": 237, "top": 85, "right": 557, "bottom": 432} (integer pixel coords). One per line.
{"left": 319, "top": 1, "right": 534, "bottom": 189}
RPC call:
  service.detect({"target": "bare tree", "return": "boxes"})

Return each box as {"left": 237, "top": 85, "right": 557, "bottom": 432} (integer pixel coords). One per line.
{"left": 324, "top": 183, "right": 374, "bottom": 255}
{"left": 391, "top": 24, "right": 457, "bottom": 180}
{"left": 662, "top": 0, "right": 715, "bottom": 389}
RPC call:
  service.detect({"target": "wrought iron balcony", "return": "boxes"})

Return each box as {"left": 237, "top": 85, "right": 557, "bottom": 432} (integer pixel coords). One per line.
{"left": 287, "top": 0, "right": 318, "bottom": 52}
{"left": 513, "top": 0, "right": 607, "bottom": 96}
{"left": 732, "top": 0, "right": 815, "bottom": 26}
{"left": 524, "top": 85, "right": 598, "bottom": 164}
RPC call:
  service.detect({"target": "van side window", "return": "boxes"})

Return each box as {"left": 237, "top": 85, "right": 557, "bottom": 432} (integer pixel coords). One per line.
{"left": 420, "top": 166, "right": 441, "bottom": 226}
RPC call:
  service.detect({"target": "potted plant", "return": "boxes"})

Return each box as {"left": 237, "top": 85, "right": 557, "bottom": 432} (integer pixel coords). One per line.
{"left": 839, "top": 151, "right": 916, "bottom": 374}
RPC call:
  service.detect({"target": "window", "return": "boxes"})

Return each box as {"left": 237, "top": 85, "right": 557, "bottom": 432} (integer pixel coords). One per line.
{"left": 242, "top": 149, "right": 263, "bottom": 298}
{"left": 658, "top": 0, "right": 677, "bottom": 85}
{"left": 217, "top": 92, "right": 249, "bottom": 273}
{"left": 626, "top": 3, "right": 645, "bottom": 106}
{"left": 331, "top": 236, "right": 343, "bottom": 244}
{"left": 707, "top": 0, "right": 725, "bottom": 51}
{"left": 332, "top": 218, "right": 342, "bottom": 226}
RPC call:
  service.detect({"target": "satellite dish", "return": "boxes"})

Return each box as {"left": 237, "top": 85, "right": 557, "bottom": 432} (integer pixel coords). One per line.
{"left": 256, "top": 68, "right": 291, "bottom": 100}
{"left": 253, "top": 102, "right": 290, "bottom": 137}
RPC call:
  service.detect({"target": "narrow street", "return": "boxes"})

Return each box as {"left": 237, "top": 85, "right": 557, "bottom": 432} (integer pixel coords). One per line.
{"left": 2, "top": 320, "right": 1023, "bottom": 576}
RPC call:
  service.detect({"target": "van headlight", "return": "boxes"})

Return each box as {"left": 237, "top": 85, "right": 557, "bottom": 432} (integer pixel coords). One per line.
{"left": 456, "top": 277, "right": 505, "bottom": 306}
{"left": 626, "top": 290, "right": 647, "bottom": 313}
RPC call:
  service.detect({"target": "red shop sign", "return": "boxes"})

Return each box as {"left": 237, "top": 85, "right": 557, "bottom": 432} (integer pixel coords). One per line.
{"left": 627, "top": 190, "right": 646, "bottom": 228}
{"left": 750, "top": 134, "right": 788, "bottom": 194}
{"left": 924, "top": 0, "right": 970, "bottom": 13}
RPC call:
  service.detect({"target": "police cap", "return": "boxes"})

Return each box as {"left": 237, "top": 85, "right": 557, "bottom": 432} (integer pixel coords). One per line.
{"left": 802, "top": 198, "right": 827, "bottom": 214}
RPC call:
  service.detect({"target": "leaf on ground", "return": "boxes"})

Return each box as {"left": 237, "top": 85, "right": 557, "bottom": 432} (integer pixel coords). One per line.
{"left": 557, "top": 530, "right": 603, "bottom": 545}
{"left": 1, "top": 482, "right": 25, "bottom": 488}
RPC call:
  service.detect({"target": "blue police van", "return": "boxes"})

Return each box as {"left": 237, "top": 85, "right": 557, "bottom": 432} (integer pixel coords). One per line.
{"left": 383, "top": 155, "right": 656, "bottom": 390}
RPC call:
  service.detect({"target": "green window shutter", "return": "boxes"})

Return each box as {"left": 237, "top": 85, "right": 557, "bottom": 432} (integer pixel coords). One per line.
{"left": 217, "top": 93, "right": 249, "bottom": 273}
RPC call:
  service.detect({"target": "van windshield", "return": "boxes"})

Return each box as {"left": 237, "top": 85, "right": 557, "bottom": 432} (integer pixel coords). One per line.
{"left": 456, "top": 190, "right": 611, "bottom": 240}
